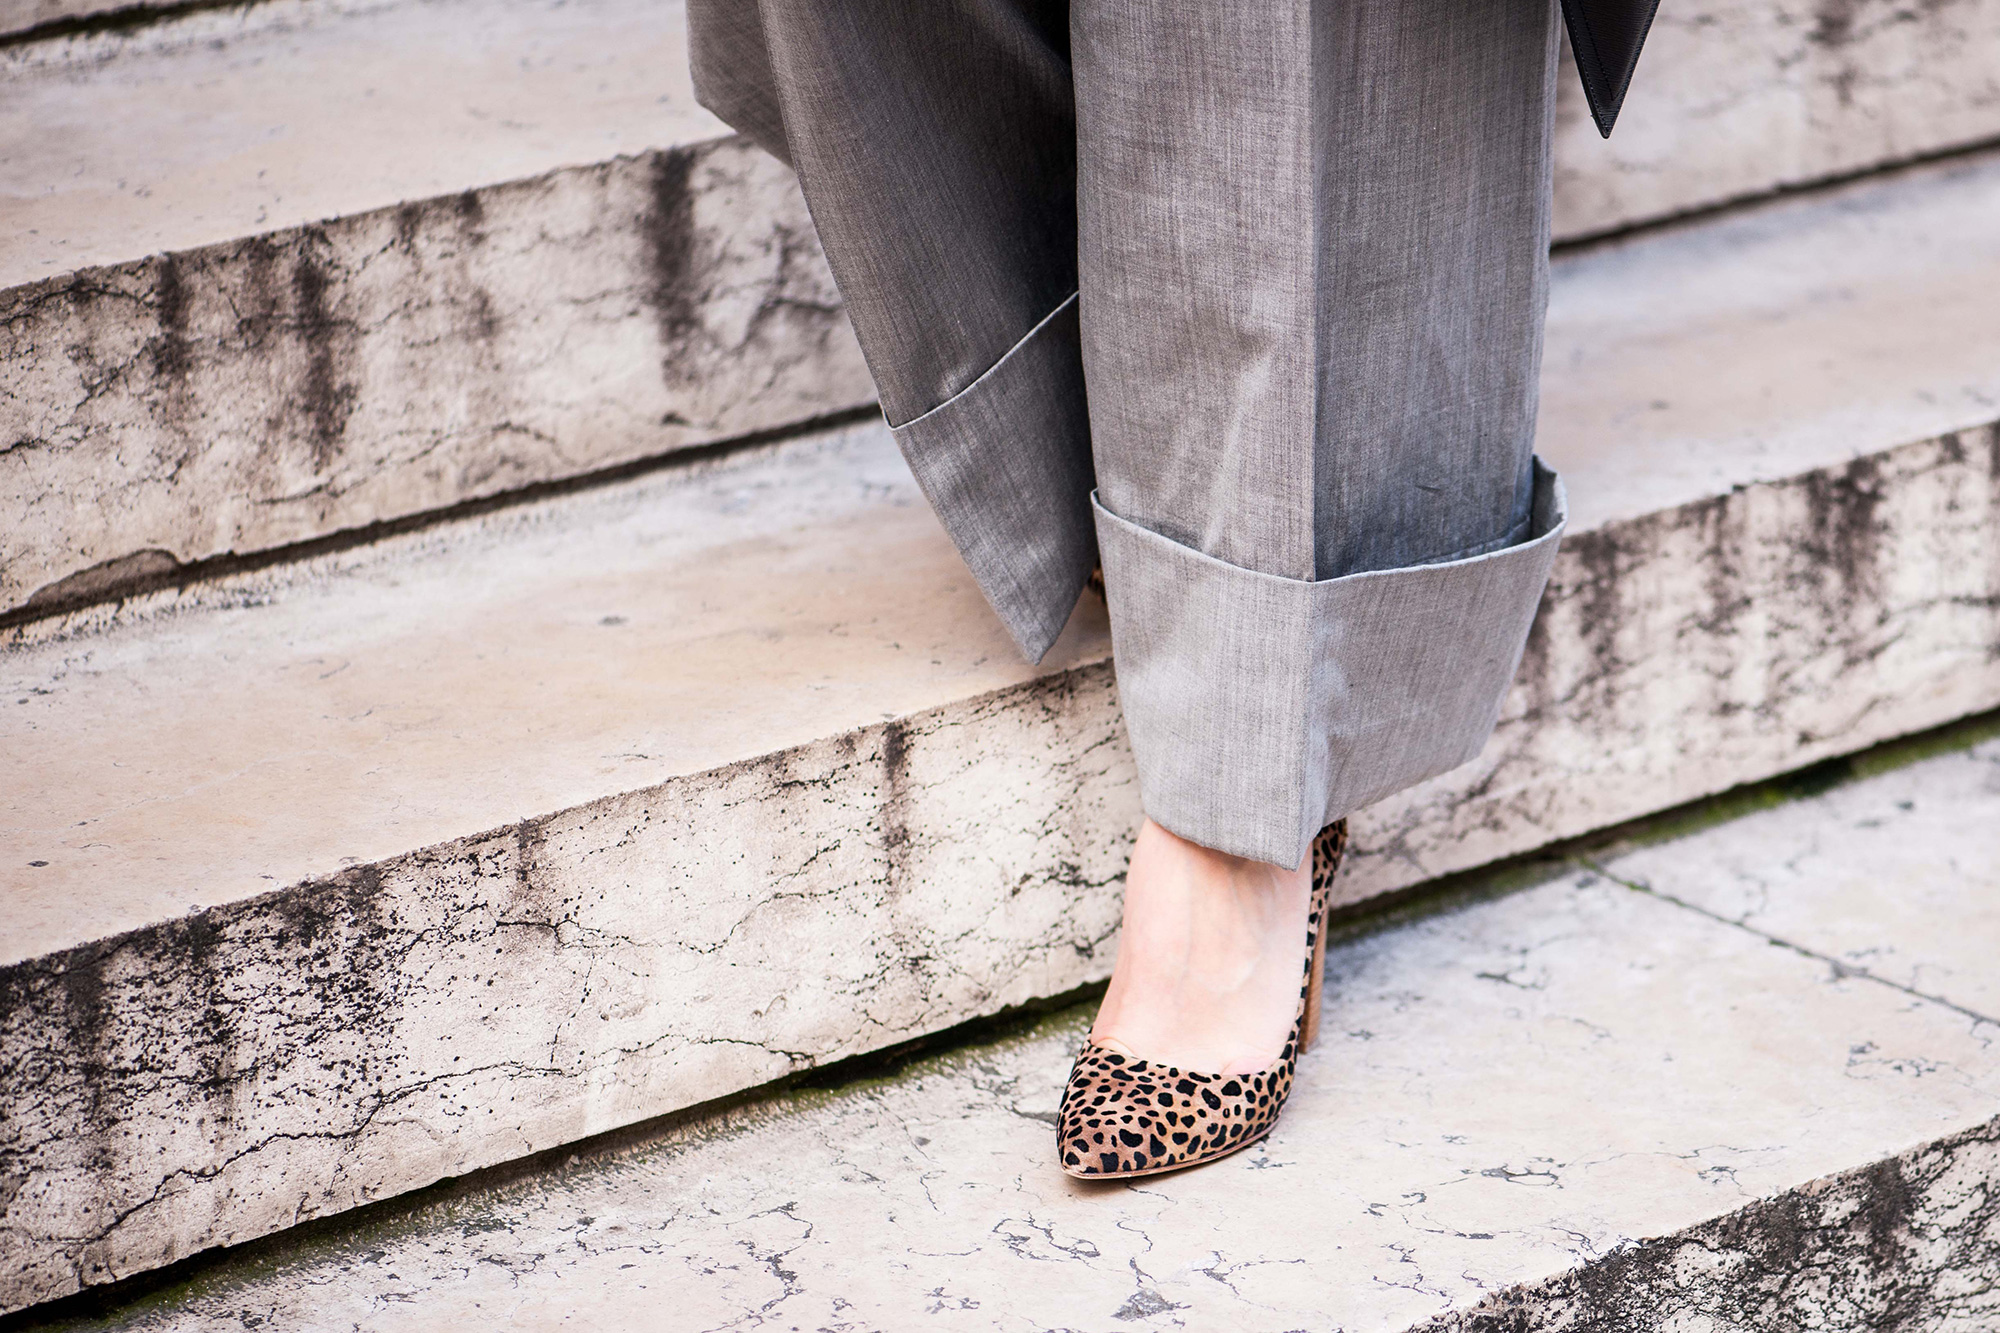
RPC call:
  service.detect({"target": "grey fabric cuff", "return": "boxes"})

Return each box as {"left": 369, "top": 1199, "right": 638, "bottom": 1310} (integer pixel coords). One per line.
{"left": 889, "top": 295, "right": 1098, "bottom": 662}
{"left": 1092, "top": 458, "right": 1568, "bottom": 868}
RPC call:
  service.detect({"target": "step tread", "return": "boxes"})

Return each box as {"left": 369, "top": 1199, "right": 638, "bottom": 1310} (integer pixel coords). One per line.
{"left": 0, "top": 0, "right": 717, "bottom": 288}
{"left": 6, "top": 150, "right": 2000, "bottom": 969}
{"left": 1539, "top": 149, "right": 2000, "bottom": 527}
{"left": 0, "top": 423, "right": 1112, "bottom": 966}
{"left": 58, "top": 738, "right": 2000, "bottom": 1331}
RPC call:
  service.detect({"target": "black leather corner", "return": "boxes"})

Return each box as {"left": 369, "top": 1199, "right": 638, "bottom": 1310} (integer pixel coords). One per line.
{"left": 1560, "top": 0, "right": 1662, "bottom": 137}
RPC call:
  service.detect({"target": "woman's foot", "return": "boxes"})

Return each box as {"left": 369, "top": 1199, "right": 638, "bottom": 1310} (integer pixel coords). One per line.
{"left": 1088, "top": 818, "right": 1312, "bottom": 1076}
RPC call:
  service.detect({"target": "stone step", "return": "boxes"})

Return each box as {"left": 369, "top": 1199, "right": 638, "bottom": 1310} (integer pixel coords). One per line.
{"left": 7, "top": 0, "right": 2000, "bottom": 620}
{"left": 5, "top": 146, "right": 2000, "bottom": 1314}
{"left": 21, "top": 725, "right": 2000, "bottom": 1331}
{"left": 1555, "top": 0, "right": 2000, "bottom": 238}
{"left": 0, "top": 0, "right": 874, "bottom": 620}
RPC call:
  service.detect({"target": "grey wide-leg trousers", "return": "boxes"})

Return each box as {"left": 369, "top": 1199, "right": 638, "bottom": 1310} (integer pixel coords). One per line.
{"left": 689, "top": 0, "right": 1570, "bottom": 869}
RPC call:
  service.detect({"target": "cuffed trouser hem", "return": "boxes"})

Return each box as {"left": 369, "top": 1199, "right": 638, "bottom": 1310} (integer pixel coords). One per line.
{"left": 1091, "top": 458, "right": 1568, "bottom": 868}
{"left": 888, "top": 295, "right": 1098, "bottom": 663}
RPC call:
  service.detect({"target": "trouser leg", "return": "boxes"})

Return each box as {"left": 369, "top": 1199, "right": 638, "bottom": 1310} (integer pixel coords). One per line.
{"left": 690, "top": 0, "right": 1571, "bottom": 868}
{"left": 689, "top": 0, "right": 1097, "bottom": 661}
{"left": 1074, "top": 0, "right": 1569, "bottom": 867}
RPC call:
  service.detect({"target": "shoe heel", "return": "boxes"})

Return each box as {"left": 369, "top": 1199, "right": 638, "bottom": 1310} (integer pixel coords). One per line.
{"left": 1301, "top": 914, "right": 1327, "bottom": 1052}
{"left": 1299, "top": 819, "right": 1345, "bottom": 1055}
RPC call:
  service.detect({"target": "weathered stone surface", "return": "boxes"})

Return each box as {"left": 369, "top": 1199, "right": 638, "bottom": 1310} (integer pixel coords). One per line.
{"left": 0, "top": 135, "right": 872, "bottom": 617}
{"left": 27, "top": 740, "right": 2000, "bottom": 1331}
{"left": 0, "top": 668, "right": 1137, "bottom": 1311}
{"left": 10, "top": 0, "right": 1994, "bottom": 284}
{"left": 0, "top": 423, "right": 1133, "bottom": 1312}
{"left": 0, "top": 0, "right": 869, "bottom": 617}
{"left": 8, "top": 0, "right": 2000, "bottom": 618}
{"left": 1540, "top": 150, "right": 2000, "bottom": 521}
{"left": 1341, "top": 425, "right": 2000, "bottom": 907}
{"left": 2, "top": 424, "right": 1995, "bottom": 1317}
{"left": 1425, "top": 1122, "right": 2000, "bottom": 1332}
{"left": 1610, "top": 743, "right": 2000, "bottom": 1022}
{"left": 7, "top": 153, "right": 2000, "bottom": 1311}
{"left": 1553, "top": 0, "right": 2000, "bottom": 239}
{"left": 0, "top": 0, "right": 726, "bottom": 287}
{"left": 1, "top": 424, "right": 1118, "bottom": 967}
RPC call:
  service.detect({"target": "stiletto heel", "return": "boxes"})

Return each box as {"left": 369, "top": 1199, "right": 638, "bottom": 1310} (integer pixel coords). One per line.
{"left": 1056, "top": 819, "right": 1348, "bottom": 1179}
{"left": 1300, "top": 818, "right": 1345, "bottom": 1055}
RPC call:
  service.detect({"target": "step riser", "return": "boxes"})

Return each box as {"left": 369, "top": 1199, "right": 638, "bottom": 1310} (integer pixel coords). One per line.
{"left": 0, "top": 137, "right": 873, "bottom": 617}
{"left": 0, "top": 666, "right": 1139, "bottom": 1308}
{"left": 5, "top": 423, "right": 1996, "bottom": 1312}
{"left": 1354, "top": 428, "right": 2000, "bottom": 899}
{"left": 9, "top": 0, "right": 2000, "bottom": 622}
{"left": 1552, "top": 0, "right": 2000, "bottom": 239}
{"left": 30, "top": 740, "right": 1995, "bottom": 1330}
{"left": 1423, "top": 1117, "right": 2000, "bottom": 1332}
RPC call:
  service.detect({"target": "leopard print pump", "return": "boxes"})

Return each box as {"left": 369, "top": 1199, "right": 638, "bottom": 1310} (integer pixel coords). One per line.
{"left": 1056, "top": 820, "right": 1348, "bottom": 1180}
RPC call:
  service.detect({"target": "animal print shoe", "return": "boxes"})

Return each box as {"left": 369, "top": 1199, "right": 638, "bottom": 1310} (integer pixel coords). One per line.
{"left": 1056, "top": 820, "right": 1348, "bottom": 1180}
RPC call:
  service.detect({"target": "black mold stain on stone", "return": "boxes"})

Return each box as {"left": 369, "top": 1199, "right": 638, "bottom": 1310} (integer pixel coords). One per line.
{"left": 0, "top": 832, "right": 602, "bottom": 1311}
{"left": 394, "top": 202, "right": 425, "bottom": 253}
{"left": 466, "top": 287, "right": 502, "bottom": 344}
{"left": 389, "top": 191, "right": 504, "bottom": 355}
{"left": 234, "top": 231, "right": 361, "bottom": 476}
{"left": 141, "top": 252, "right": 203, "bottom": 439}
{"left": 1512, "top": 596, "right": 1556, "bottom": 722}
{"left": 1806, "top": 0, "right": 1869, "bottom": 107}
{"left": 879, "top": 718, "right": 913, "bottom": 891}
{"left": 454, "top": 188, "right": 486, "bottom": 236}
{"left": 274, "top": 864, "right": 333, "bottom": 953}
{"left": 644, "top": 146, "right": 703, "bottom": 377}
{"left": 1566, "top": 527, "right": 1627, "bottom": 689}
{"left": 1801, "top": 451, "right": 1886, "bottom": 610}
{"left": 43, "top": 942, "right": 118, "bottom": 1244}
{"left": 829, "top": 728, "right": 860, "bottom": 765}
{"left": 186, "top": 910, "right": 237, "bottom": 1119}
{"left": 1809, "top": 0, "right": 1865, "bottom": 47}
{"left": 290, "top": 230, "right": 359, "bottom": 471}
{"left": 1688, "top": 491, "right": 1747, "bottom": 640}
{"left": 241, "top": 233, "right": 286, "bottom": 340}
{"left": 151, "top": 254, "right": 190, "bottom": 383}
{"left": 1860, "top": 1155, "right": 1918, "bottom": 1269}
{"left": 0, "top": 857, "right": 412, "bottom": 1280}
{"left": 56, "top": 947, "right": 109, "bottom": 1100}
{"left": 513, "top": 820, "right": 543, "bottom": 898}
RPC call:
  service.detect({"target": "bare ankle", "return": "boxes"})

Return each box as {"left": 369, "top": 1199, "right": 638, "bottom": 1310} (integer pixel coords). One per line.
{"left": 1089, "top": 818, "right": 1313, "bottom": 1073}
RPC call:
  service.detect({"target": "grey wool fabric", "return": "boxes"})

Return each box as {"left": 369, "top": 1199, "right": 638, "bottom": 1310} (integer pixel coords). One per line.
{"left": 689, "top": 0, "right": 1569, "bottom": 868}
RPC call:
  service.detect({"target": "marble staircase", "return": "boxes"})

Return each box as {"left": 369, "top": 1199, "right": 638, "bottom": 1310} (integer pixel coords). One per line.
{"left": 16, "top": 723, "right": 2000, "bottom": 1331}
{"left": 7, "top": 0, "right": 2000, "bottom": 624}
{"left": 5, "top": 0, "right": 2000, "bottom": 1320}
